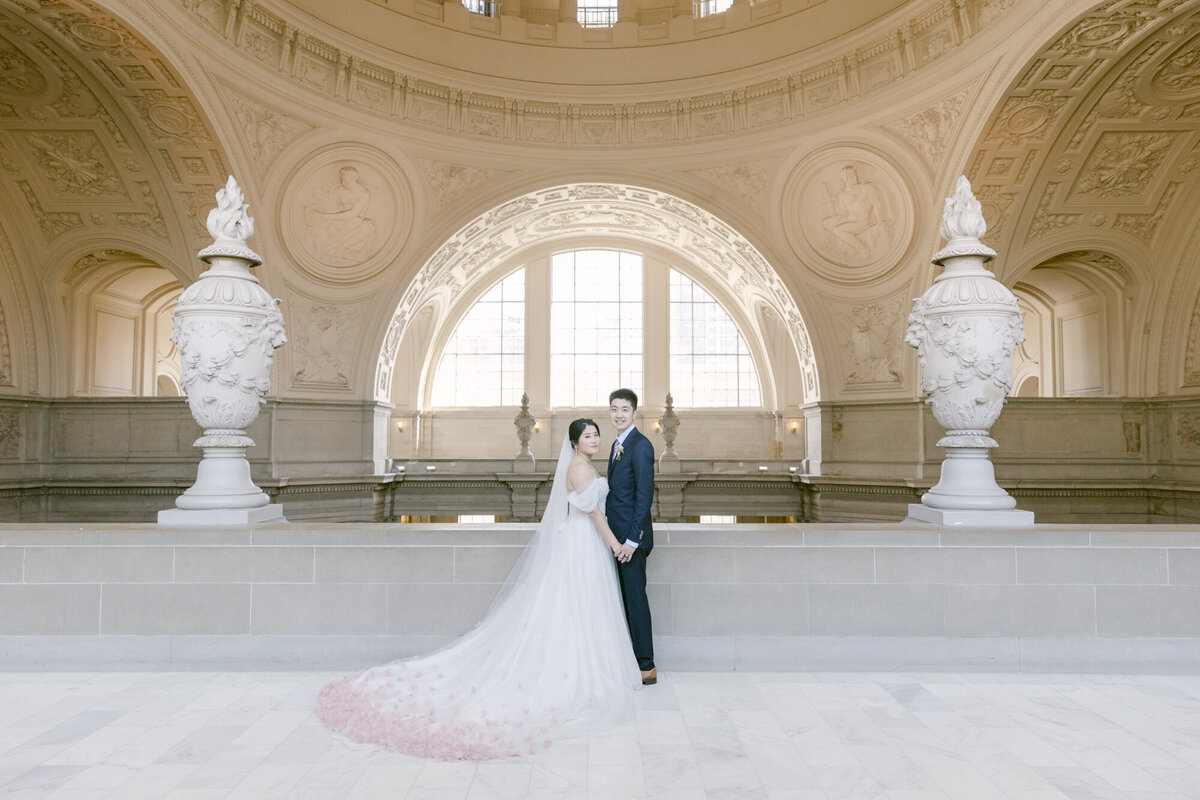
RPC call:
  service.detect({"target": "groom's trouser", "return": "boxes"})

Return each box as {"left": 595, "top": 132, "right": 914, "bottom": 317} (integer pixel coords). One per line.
{"left": 617, "top": 550, "right": 654, "bottom": 671}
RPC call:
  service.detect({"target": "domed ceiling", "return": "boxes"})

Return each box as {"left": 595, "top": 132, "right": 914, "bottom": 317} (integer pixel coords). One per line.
{"left": 262, "top": 0, "right": 918, "bottom": 93}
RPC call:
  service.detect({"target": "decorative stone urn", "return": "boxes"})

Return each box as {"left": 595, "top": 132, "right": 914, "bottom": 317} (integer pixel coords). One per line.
{"left": 904, "top": 176, "right": 1033, "bottom": 526}
{"left": 658, "top": 393, "right": 680, "bottom": 473}
{"left": 159, "top": 177, "right": 287, "bottom": 525}
{"left": 513, "top": 392, "right": 535, "bottom": 473}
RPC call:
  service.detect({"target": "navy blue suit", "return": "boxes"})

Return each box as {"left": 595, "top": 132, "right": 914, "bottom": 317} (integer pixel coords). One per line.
{"left": 606, "top": 426, "right": 655, "bottom": 671}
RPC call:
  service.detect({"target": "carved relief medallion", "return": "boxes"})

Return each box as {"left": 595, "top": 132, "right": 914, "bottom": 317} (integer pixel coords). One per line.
{"left": 0, "top": 35, "right": 52, "bottom": 102}
{"left": 1149, "top": 32, "right": 1200, "bottom": 100}
{"left": 281, "top": 145, "right": 412, "bottom": 284}
{"left": 783, "top": 147, "right": 914, "bottom": 284}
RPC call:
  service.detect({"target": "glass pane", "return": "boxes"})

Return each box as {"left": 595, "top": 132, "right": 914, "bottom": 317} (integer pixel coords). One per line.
{"left": 430, "top": 269, "right": 525, "bottom": 406}
{"left": 548, "top": 250, "right": 644, "bottom": 406}
{"left": 668, "top": 268, "right": 761, "bottom": 408}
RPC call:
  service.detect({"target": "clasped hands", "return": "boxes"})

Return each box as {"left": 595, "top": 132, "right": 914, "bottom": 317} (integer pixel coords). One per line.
{"left": 612, "top": 542, "right": 635, "bottom": 563}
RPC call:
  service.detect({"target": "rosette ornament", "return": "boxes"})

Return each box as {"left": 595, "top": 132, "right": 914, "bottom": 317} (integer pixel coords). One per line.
{"left": 904, "top": 177, "right": 1033, "bottom": 525}
{"left": 159, "top": 177, "right": 287, "bottom": 524}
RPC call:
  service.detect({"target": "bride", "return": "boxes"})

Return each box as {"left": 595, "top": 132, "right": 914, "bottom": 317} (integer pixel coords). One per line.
{"left": 317, "top": 418, "right": 643, "bottom": 760}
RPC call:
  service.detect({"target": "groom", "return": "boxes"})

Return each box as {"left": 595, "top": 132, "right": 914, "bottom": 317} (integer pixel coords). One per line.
{"left": 606, "top": 388, "right": 656, "bottom": 686}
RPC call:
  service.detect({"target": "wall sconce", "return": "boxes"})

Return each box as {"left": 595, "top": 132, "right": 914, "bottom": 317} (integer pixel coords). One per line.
{"left": 396, "top": 420, "right": 405, "bottom": 433}
{"left": 758, "top": 465, "right": 769, "bottom": 472}
{"left": 426, "top": 465, "right": 436, "bottom": 472}
{"left": 789, "top": 420, "right": 799, "bottom": 434}
{"left": 788, "top": 466, "right": 797, "bottom": 474}
{"left": 533, "top": 420, "right": 541, "bottom": 433}
{"left": 653, "top": 419, "right": 661, "bottom": 432}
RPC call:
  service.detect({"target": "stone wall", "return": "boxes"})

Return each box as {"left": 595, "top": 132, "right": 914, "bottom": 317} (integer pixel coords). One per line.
{"left": 4, "top": 523, "right": 1200, "bottom": 673}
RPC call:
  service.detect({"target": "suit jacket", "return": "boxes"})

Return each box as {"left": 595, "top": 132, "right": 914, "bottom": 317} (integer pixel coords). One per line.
{"left": 606, "top": 426, "right": 654, "bottom": 553}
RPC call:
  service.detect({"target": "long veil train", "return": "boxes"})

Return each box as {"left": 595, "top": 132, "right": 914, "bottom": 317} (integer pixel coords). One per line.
{"left": 317, "top": 434, "right": 641, "bottom": 760}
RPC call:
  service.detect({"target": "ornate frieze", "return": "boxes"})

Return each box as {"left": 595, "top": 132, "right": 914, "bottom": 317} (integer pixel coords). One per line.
{"left": 175, "top": 0, "right": 1017, "bottom": 147}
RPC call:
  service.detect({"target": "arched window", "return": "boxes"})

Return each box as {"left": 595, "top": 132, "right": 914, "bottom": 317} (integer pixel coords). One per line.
{"left": 430, "top": 269, "right": 525, "bottom": 406}
{"left": 427, "top": 248, "right": 763, "bottom": 408}
{"left": 669, "top": 269, "right": 760, "bottom": 407}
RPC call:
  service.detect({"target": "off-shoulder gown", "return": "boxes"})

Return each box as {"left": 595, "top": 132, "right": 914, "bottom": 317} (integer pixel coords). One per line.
{"left": 316, "top": 477, "right": 641, "bottom": 760}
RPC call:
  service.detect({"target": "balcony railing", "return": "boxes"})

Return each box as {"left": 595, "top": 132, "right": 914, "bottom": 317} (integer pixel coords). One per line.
{"left": 463, "top": 0, "right": 499, "bottom": 17}
{"left": 577, "top": 5, "right": 618, "bottom": 26}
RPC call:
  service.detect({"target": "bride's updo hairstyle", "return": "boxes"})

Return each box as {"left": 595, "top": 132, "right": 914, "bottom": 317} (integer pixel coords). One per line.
{"left": 568, "top": 418, "right": 599, "bottom": 448}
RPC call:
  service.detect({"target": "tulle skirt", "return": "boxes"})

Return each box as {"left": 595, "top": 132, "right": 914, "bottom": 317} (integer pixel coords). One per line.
{"left": 317, "top": 510, "right": 642, "bottom": 760}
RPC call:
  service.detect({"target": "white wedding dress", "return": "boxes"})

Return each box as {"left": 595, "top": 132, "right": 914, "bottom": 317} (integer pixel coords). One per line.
{"left": 317, "top": 436, "right": 642, "bottom": 760}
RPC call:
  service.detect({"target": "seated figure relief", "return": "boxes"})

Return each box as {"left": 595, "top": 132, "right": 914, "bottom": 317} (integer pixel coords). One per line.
{"left": 818, "top": 165, "right": 891, "bottom": 265}
{"left": 302, "top": 165, "right": 382, "bottom": 268}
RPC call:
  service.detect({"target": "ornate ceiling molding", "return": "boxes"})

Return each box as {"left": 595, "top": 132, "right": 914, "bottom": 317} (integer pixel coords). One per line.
{"left": 176, "top": 0, "right": 1020, "bottom": 147}
{"left": 966, "top": 0, "right": 1200, "bottom": 270}
{"left": 0, "top": 0, "right": 228, "bottom": 262}
{"left": 374, "top": 183, "right": 820, "bottom": 404}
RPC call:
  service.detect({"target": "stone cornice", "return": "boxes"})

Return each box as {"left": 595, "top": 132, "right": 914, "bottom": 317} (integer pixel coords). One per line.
{"left": 175, "top": 0, "right": 1020, "bottom": 147}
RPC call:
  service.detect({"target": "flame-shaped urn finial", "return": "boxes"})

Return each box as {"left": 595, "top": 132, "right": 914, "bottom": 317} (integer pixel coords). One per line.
{"left": 903, "top": 176, "right": 1033, "bottom": 526}
{"left": 159, "top": 176, "right": 286, "bottom": 525}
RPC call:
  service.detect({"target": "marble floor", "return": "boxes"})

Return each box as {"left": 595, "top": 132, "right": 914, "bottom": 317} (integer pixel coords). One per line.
{"left": 3, "top": 671, "right": 1200, "bottom": 799}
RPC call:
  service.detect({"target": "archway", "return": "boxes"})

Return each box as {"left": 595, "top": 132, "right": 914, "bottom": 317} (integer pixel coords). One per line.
{"left": 375, "top": 184, "right": 820, "bottom": 407}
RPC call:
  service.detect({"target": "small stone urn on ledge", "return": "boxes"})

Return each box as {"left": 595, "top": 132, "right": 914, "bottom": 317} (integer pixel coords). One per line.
{"left": 159, "top": 177, "right": 287, "bottom": 525}
{"left": 512, "top": 392, "right": 536, "bottom": 473}
{"left": 904, "top": 176, "right": 1033, "bottom": 526}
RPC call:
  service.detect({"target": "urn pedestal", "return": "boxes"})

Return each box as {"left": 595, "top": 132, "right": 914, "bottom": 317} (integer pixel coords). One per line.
{"left": 904, "top": 177, "right": 1033, "bottom": 527}
{"left": 159, "top": 178, "right": 287, "bottom": 525}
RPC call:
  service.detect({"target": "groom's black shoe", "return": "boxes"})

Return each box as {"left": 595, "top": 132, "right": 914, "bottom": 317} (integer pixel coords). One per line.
{"left": 641, "top": 668, "right": 657, "bottom": 686}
